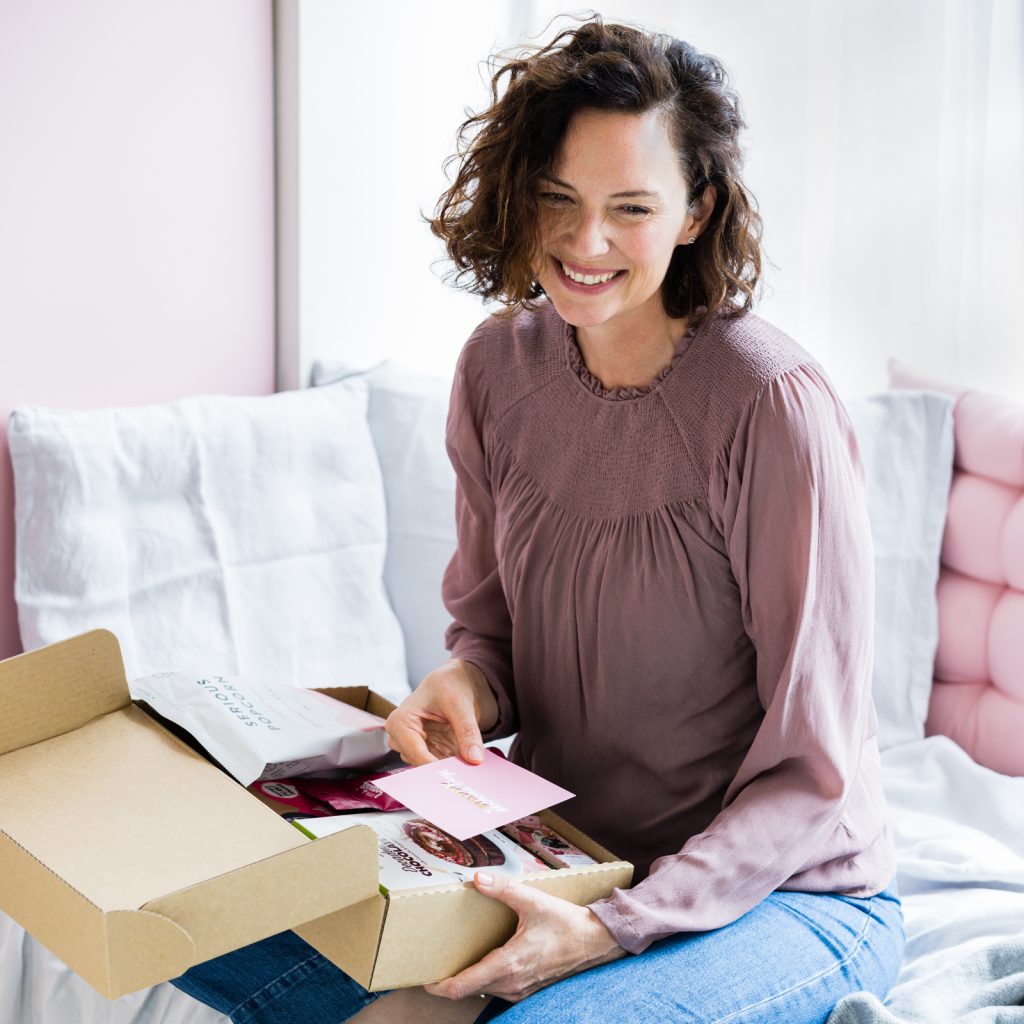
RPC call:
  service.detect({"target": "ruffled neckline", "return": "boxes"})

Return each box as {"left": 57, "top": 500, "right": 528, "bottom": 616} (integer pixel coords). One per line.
{"left": 564, "top": 306, "right": 709, "bottom": 401}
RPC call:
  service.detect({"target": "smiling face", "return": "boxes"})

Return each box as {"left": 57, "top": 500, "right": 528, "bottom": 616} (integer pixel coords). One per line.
{"left": 535, "top": 106, "right": 705, "bottom": 340}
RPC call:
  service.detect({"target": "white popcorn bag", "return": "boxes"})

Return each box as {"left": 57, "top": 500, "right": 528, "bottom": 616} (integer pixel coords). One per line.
{"left": 129, "top": 671, "right": 392, "bottom": 786}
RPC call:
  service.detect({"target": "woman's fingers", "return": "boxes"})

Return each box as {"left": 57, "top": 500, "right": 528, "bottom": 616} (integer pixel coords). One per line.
{"left": 384, "top": 660, "right": 489, "bottom": 765}
{"left": 422, "top": 719, "right": 460, "bottom": 759}
{"left": 447, "top": 705, "right": 485, "bottom": 764}
{"left": 385, "top": 709, "right": 438, "bottom": 765}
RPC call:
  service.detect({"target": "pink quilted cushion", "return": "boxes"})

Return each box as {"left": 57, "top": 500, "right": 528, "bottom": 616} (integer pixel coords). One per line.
{"left": 890, "top": 359, "right": 1024, "bottom": 776}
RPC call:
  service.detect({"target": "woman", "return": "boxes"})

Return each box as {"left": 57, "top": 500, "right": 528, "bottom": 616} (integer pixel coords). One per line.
{"left": 173, "top": 17, "right": 904, "bottom": 1024}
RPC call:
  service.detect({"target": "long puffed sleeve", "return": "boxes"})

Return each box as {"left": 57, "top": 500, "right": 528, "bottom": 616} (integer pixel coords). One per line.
{"left": 441, "top": 335, "right": 518, "bottom": 738}
{"left": 589, "top": 362, "right": 888, "bottom": 953}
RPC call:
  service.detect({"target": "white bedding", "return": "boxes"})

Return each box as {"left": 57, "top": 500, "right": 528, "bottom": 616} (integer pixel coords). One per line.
{"left": 880, "top": 736, "right": 1024, "bottom": 1003}
{"left": 2, "top": 734, "right": 1022, "bottom": 1023}
{"left": 0, "top": 926, "right": 226, "bottom": 1024}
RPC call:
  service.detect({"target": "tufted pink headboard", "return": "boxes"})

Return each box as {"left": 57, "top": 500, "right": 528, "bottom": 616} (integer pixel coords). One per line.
{"left": 891, "top": 360, "right": 1024, "bottom": 776}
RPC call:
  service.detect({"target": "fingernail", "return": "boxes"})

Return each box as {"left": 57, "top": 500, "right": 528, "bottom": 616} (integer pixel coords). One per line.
{"left": 468, "top": 744, "right": 484, "bottom": 762}
{"left": 477, "top": 872, "right": 494, "bottom": 886}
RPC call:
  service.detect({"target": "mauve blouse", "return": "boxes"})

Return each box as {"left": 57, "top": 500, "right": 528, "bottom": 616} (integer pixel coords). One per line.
{"left": 441, "top": 299, "right": 895, "bottom": 954}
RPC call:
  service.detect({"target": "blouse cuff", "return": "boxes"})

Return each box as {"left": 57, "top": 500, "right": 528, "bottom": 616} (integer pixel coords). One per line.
{"left": 588, "top": 898, "right": 649, "bottom": 955}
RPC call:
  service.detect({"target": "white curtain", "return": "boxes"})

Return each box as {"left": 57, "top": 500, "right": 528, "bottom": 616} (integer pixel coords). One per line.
{"left": 290, "top": 0, "right": 1023, "bottom": 400}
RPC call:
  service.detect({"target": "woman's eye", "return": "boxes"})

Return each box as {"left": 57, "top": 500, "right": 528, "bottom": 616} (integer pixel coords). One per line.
{"left": 537, "top": 194, "right": 650, "bottom": 217}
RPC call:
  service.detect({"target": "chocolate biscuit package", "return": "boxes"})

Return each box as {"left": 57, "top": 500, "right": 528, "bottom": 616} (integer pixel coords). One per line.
{"left": 292, "top": 810, "right": 551, "bottom": 894}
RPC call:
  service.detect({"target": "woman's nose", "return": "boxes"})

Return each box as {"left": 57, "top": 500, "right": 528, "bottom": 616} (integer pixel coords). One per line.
{"left": 564, "top": 211, "right": 610, "bottom": 258}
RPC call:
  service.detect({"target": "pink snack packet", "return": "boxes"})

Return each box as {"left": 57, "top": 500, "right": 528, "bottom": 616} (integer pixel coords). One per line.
{"left": 498, "top": 815, "right": 597, "bottom": 869}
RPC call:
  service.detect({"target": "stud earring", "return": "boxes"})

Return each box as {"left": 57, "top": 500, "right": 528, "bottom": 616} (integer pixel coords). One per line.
{"left": 688, "top": 236, "right": 696, "bottom": 244}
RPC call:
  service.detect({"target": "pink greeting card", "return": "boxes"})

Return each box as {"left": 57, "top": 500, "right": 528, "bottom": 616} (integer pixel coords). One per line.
{"left": 374, "top": 748, "right": 573, "bottom": 841}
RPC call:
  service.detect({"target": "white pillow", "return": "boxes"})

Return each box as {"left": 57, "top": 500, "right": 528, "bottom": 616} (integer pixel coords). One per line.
{"left": 846, "top": 390, "right": 955, "bottom": 750}
{"left": 312, "top": 361, "right": 456, "bottom": 690}
{"left": 8, "top": 381, "right": 410, "bottom": 705}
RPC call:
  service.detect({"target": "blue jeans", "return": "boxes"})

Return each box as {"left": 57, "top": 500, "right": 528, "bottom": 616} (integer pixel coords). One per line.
{"left": 171, "top": 884, "right": 904, "bottom": 1024}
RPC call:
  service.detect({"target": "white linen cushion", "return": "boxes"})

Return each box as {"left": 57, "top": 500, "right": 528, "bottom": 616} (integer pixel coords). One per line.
{"left": 8, "top": 381, "right": 410, "bottom": 704}
{"left": 846, "top": 390, "right": 955, "bottom": 750}
{"left": 312, "top": 360, "right": 456, "bottom": 690}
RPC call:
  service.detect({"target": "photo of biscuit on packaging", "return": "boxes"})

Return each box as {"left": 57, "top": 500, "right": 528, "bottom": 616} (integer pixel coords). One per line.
{"left": 292, "top": 810, "right": 553, "bottom": 894}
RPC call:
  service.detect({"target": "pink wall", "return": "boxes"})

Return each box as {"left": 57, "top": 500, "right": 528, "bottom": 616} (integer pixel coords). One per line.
{"left": 0, "top": 1, "right": 276, "bottom": 660}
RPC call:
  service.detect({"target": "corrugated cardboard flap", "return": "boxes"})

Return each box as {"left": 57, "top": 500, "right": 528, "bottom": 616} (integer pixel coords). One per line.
{"left": 0, "top": 702, "right": 317, "bottom": 913}
{"left": 0, "top": 827, "right": 196, "bottom": 999}
{"left": 295, "top": 890, "right": 389, "bottom": 990}
{"left": 105, "top": 909, "right": 196, "bottom": 999}
{"left": 0, "top": 631, "right": 384, "bottom": 998}
{"left": 0, "top": 629, "right": 129, "bottom": 756}
{"left": 0, "top": 821, "right": 379, "bottom": 998}
{"left": 142, "top": 824, "right": 379, "bottom": 969}
{"left": 315, "top": 685, "right": 397, "bottom": 721}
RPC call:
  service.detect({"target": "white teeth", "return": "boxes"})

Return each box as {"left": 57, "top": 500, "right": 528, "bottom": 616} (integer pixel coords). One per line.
{"left": 561, "top": 262, "right": 618, "bottom": 285}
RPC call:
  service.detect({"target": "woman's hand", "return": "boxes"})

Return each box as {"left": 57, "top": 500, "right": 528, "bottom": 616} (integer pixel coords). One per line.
{"left": 425, "top": 872, "right": 627, "bottom": 1003}
{"left": 384, "top": 659, "right": 498, "bottom": 766}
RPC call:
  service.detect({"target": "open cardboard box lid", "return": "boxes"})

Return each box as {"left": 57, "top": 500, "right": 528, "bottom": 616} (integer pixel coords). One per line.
{"left": 0, "top": 629, "right": 381, "bottom": 999}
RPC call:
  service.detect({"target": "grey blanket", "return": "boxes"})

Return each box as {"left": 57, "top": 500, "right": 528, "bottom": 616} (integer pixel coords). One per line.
{"left": 827, "top": 938, "right": 1024, "bottom": 1023}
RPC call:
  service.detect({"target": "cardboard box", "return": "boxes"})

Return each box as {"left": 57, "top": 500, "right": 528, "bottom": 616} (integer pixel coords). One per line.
{"left": 0, "top": 628, "right": 634, "bottom": 996}
{"left": 293, "top": 811, "right": 634, "bottom": 991}
{"left": 0, "top": 629, "right": 379, "bottom": 999}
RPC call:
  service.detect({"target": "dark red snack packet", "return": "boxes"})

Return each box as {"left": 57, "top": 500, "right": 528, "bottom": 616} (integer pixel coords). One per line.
{"left": 249, "top": 779, "right": 335, "bottom": 817}
{"left": 297, "top": 765, "right": 412, "bottom": 812}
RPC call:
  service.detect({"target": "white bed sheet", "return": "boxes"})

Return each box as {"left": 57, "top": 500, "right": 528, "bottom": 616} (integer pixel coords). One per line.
{"left": 880, "top": 736, "right": 1024, "bottom": 1003}
{"left": 2, "top": 734, "right": 1022, "bottom": 1023}
{"left": 0, "top": 915, "right": 226, "bottom": 1024}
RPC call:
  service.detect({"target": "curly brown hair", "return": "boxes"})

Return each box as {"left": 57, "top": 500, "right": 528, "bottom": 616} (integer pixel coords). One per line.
{"left": 429, "top": 15, "right": 763, "bottom": 322}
